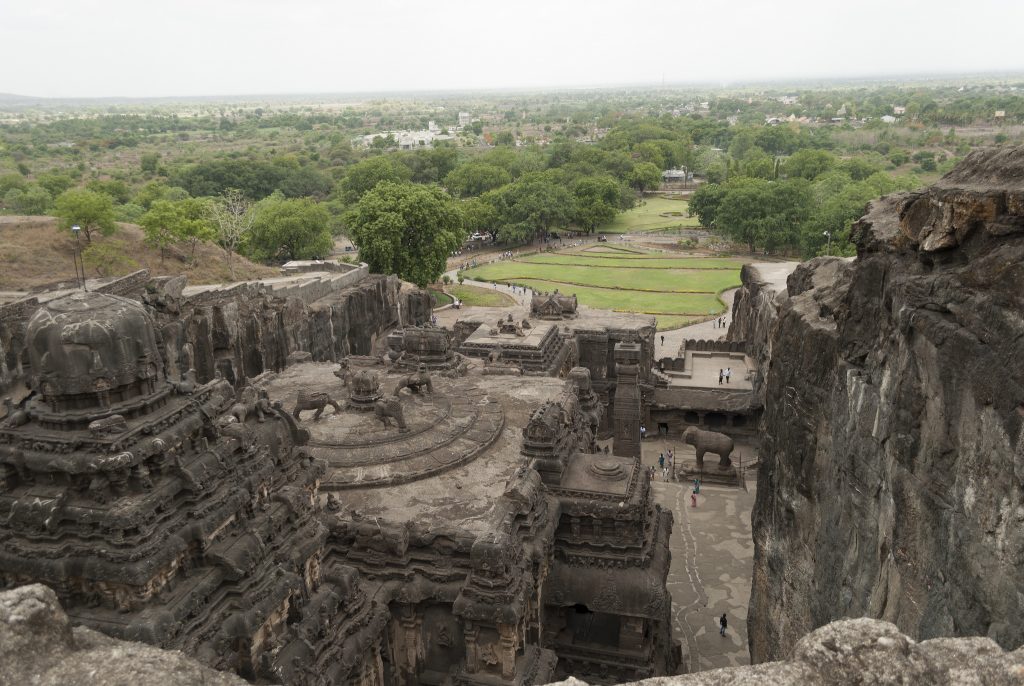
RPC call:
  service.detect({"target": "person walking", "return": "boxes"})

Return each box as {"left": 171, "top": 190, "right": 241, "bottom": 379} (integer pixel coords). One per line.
{"left": 718, "top": 369, "right": 724, "bottom": 385}
{"left": 725, "top": 367, "right": 731, "bottom": 383}
{"left": 660, "top": 335, "right": 665, "bottom": 346}
{"left": 719, "top": 613, "right": 728, "bottom": 637}
{"left": 658, "top": 453, "right": 665, "bottom": 471}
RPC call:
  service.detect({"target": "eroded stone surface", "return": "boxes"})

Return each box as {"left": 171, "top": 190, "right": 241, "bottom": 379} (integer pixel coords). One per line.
{"left": 0, "top": 583, "right": 249, "bottom": 686}
{"left": 743, "top": 147, "right": 1024, "bottom": 662}
{"left": 546, "top": 618, "right": 1024, "bottom": 685}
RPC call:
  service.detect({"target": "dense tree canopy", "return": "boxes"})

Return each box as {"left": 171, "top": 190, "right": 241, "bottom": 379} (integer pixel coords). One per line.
{"left": 444, "top": 162, "right": 512, "bottom": 198}
{"left": 484, "top": 172, "right": 575, "bottom": 243}
{"left": 336, "top": 156, "right": 412, "bottom": 205}
{"left": 248, "top": 195, "right": 332, "bottom": 262}
{"left": 347, "top": 182, "right": 464, "bottom": 287}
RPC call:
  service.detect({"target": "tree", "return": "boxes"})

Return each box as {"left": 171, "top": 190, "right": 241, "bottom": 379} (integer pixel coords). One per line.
{"left": 279, "top": 166, "right": 333, "bottom": 199}
{"left": 53, "top": 189, "right": 117, "bottom": 243}
{"left": 444, "top": 162, "right": 512, "bottom": 197}
{"left": 486, "top": 172, "right": 575, "bottom": 243}
{"left": 209, "top": 189, "right": 255, "bottom": 278}
{"left": 628, "top": 162, "right": 663, "bottom": 194}
{"left": 347, "top": 182, "right": 464, "bottom": 287}
{"left": 140, "top": 152, "right": 161, "bottom": 174}
{"left": 688, "top": 183, "right": 726, "bottom": 228}
{"left": 248, "top": 195, "right": 332, "bottom": 263}
{"left": 783, "top": 149, "right": 836, "bottom": 180}
{"left": 140, "top": 200, "right": 183, "bottom": 264}
{"left": 0, "top": 173, "right": 27, "bottom": 196}
{"left": 571, "top": 175, "right": 622, "bottom": 233}
{"left": 82, "top": 238, "right": 140, "bottom": 277}
{"left": 36, "top": 172, "right": 76, "bottom": 198}
{"left": 715, "top": 178, "right": 812, "bottom": 254}
{"left": 337, "top": 156, "right": 412, "bottom": 205}
{"left": 460, "top": 197, "right": 498, "bottom": 239}
{"left": 493, "top": 131, "right": 515, "bottom": 147}
{"left": 7, "top": 185, "right": 53, "bottom": 215}
{"left": 175, "top": 197, "right": 216, "bottom": 263}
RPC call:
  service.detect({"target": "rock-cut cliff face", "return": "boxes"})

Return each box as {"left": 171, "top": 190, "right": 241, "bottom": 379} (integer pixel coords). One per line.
{"left": 748, "top": 147, "right": 1024, "bottom": 662}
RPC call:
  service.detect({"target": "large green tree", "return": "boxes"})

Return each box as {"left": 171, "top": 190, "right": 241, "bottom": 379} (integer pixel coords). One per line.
{"left": 571, "top": 175, "right": 623, "bottom": 233}
{"left": 715, "top": 178, "right": 812, "bottom": 253}
{"left": 248, "top": 195, "right": 332, "bottom": 262}
{"left": 628, "top": 162, "right": 663, "bottom": 194}
{"left": 688, "top": 183, "right": 726, "bottom": 228}
{"left": 444, "top": 162, "right": 512, "bottom": 198}
{"left": 485, "top": 172, "right": 575, "bottom": 243}
{"left": 53, "top": 189, "right": 117, "bottom": 243}
{"left": 348, "top": 182, "right": 464, "bottom": 287}
{"left": 337, "top": 156, "right": 412, "bottom": 205}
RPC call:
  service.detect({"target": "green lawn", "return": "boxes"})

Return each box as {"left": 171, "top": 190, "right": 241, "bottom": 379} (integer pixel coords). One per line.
{"left": 448, "top": 284, "right": 516, "bottom": 307}
{"left": 599, "top": 197, "right": 701, "bottom": 234}
{"left": 460, "top": 246, "right": 741, "bottom": 326}
{"left": 464, "top": 262, "right": 741, "bottom": 294}
{"left": 519, "top": 253, "right": 744, "bottom": 270}
{"left": 507, "top": 279, "right": 724, "bottom": 315}
{"left": 429, "top": 288, "right": 453, "bottom": 307}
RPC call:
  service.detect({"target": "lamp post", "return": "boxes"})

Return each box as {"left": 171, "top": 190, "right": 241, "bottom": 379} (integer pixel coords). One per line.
{"left": 822, "top": 230, "right": 832, "bottom": 255}
{"left": 71, "top": 225, "right": 86, "bottom": 290}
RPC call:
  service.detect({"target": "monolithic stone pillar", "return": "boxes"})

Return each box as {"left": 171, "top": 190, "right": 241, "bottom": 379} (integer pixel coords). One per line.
{"left": 613, "top": 342, "right": 642, "bottom": 458}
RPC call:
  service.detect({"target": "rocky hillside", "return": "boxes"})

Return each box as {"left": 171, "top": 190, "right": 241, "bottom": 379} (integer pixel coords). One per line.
{"left": 745, "top": 147, "right": 1024, "bottom": 661}
{"left": 0, "top": 215, "right": 277, "bottom": 291}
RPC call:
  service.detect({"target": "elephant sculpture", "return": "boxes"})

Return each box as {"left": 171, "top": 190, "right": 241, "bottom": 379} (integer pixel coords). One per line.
{"left": 228, "top": 385, "right": 272, "bottom": 424}
{"left": 293, "top": 389, "right": 342, "bottom": 421}
{"left": 682, "top": 426, "right": 734, "bottom": 469}
{"left": 393, "top": 364, "right": 433, "bottom": 396}
{"left": 374, "top": 397, "right": 408, "bottom": 432}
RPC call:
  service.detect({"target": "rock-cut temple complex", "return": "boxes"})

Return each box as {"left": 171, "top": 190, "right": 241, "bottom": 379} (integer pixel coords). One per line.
{"left": 0, "top": 272, "right": 681, "bottom": 685}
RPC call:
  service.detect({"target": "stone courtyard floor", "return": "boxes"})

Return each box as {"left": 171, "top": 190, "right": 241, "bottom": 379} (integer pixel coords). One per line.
{"left": 632, "top": 435, "right": 756, "bottom": 672}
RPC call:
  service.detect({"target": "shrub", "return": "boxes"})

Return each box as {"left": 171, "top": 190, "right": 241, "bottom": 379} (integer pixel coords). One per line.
{"left": 82, "top": 239, "right": 140, "bottom": 277}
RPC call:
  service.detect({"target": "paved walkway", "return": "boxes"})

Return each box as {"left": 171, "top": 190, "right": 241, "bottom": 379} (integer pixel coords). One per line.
{"left": 654, "top": 288, "right": 736, "bottom": 358}
{"left": 633, "top": 435, "right": 756, "bottom": 672}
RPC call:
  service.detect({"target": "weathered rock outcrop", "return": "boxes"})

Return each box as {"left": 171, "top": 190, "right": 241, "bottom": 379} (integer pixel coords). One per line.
{"left": 548, "top": 617, "right": 1024, "bottom": 685}
{"left": 0, "top": 272, "right": 431, "bottom": 395}
{"left": 749, "top": 148, "right": 1024, "bottom": 662}
{"left": 0, "top": 584, "right": 250, "bottom": 686}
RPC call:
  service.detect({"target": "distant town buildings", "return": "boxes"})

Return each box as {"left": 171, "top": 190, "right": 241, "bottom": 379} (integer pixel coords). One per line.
{"left": 893, "top": 105, "right": 907, "bottom": 115}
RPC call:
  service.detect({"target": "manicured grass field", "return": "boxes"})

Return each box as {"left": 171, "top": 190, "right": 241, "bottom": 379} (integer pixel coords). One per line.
{"left": 447, "top": 283, "right": 516, "bottom": 307}
{"left": 460, "top": 245, "right": 742, "bottom": 328}
{"left": 465, "top": 262, "right": 741, "bottom": 294}
{"left": 519, "top": 253, "right": 744, "bottom": 270}
{"left": 505, "top": 279, "right": 723, "bottom": 315}
{"left": 599, "top": 196, "right": 701, "bottom": 234}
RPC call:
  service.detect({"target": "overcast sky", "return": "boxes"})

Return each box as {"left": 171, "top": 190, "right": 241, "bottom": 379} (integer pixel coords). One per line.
{"left": 3, "top": 0, "right": 1023, "bottom": 98}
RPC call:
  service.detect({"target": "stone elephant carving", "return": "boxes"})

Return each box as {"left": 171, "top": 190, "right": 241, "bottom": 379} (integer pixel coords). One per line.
{"left": 393, "top": 365, "right": 433, "bottom": 396}
{"left": 682, "top": 426, "right": 734, "bottom": 469}
{"left": 374, "top": 397, "right": 408, "bottom": 432}
{"left": 293, "top": 390, "right": 342, "bottom": 421}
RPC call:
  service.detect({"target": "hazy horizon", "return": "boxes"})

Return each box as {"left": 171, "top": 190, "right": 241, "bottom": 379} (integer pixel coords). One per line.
{"left": 3, "top": 0, "right": 1024, "bottom": 99}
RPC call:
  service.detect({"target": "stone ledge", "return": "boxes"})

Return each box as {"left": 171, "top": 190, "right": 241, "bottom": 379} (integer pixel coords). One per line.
{"left": 0, "top": 584, "right": 251, "bottom": 686}
{"left": 548, "top": 618, "right": 1024, "bottom": 685}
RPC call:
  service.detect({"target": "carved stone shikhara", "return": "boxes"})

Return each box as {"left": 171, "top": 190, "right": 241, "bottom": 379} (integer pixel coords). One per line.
{"left": 0, "top": 291, "right": 385, "bottom": 684}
